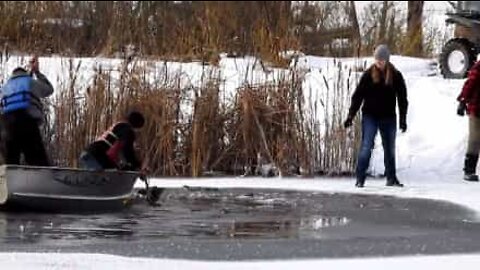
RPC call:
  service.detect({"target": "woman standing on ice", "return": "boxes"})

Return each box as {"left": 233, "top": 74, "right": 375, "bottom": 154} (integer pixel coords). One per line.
{"left": 344, "top": 44, "right": 408, "bottom": 188}
{"left": 457, "top": 60, "right": 480, "bottom": 181}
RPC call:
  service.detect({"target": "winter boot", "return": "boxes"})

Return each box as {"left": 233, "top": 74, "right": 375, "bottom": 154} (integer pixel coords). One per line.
{"left": 464, "top": 174, "right": 479, "bottom": 181}
{"left": 464, "top": 154, "right": 479, "bottom": 182}
{"left": 355, "top": 178, "right": 365, "bottom": 188}
{"left": 386, "top": 177, "right": 404, "bottom": 187}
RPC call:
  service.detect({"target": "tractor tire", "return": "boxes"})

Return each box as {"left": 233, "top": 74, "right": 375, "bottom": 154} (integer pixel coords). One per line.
{"left": 439, "top": 38, "right": 477, "bottom": 79}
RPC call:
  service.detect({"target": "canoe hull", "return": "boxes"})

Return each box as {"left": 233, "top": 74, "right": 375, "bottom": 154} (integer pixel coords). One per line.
{"left": 0, "top": 165, "right": 138, "bottom": 212}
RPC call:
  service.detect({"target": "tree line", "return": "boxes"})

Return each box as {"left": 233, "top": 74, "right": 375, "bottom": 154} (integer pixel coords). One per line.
{"left": 0, "top": 1, "right": 428, "bottom": 63}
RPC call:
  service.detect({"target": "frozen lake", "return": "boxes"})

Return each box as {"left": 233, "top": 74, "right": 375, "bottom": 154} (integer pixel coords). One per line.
{"left": 0, "top": 187, "right": 479, "bottom": 260}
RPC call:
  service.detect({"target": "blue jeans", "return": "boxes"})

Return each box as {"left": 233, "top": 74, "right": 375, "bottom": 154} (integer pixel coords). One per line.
{"left": 79, "top": 151, "right": 103, "bottom": 170}
{"left": 356, "top": 115, "right": 397, "bottom": 182}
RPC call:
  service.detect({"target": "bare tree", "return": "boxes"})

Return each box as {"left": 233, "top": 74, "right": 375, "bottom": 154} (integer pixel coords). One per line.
{"left": 377, "top": 1, "right": 390, "bottom": 44}
{"left": 348, "top": 1, "right": 361, "bottom": 56}
{"left": 406, "top": 1, "right": 424, "bottom": 56}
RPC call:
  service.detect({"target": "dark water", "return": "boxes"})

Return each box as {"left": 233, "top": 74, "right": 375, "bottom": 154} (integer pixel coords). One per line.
{"left": 1, "top": 187, "right": 480, "bottom": 260}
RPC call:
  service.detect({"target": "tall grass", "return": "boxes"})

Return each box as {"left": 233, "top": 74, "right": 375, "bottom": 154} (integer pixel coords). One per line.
{"left": 46, "top": 56, "right": 360, "bottom": 177}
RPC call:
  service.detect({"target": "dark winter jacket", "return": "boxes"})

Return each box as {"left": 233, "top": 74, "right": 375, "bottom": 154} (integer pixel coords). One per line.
{"left": 458, "top": 61, "right": 480, "bottom": 116}
{"left": 86, "top": 122, "right": 141, "bottom": 170}
{"left": 347, "top": 63, "right": 408, "bottom": 122}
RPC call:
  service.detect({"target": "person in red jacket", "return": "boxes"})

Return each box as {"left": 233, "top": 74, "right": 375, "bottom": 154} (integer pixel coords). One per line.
{"left": 457, "top": 61, "right": 480, "bottom": 181}
{"left": 79, "top": 111, "right": 145, "bottom": 173}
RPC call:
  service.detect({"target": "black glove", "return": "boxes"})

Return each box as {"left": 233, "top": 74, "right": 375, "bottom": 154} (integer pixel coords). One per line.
{"left": 343, "top": 117, "right": 353, "bottom": 128}
{"left": 457, "top": 101, "right": 467, "bottom": 116}
{"left": 399, "top": 116, "right": 407, "bottom": 133}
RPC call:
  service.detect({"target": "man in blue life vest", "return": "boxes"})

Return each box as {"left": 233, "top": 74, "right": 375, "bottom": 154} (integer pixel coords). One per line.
{"left": 79, "top": 111, "right": 146, "bottom": 174}
{"left": 0, "top": 55, "right": 54, "bottom": 166}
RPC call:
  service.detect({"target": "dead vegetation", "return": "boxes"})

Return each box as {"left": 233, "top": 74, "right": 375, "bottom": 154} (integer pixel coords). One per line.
{"left": 0, "top": 1, "right": 435, "bottom": 176}
{"left": 46, "top": 57, "right": 359, "bottom": 177}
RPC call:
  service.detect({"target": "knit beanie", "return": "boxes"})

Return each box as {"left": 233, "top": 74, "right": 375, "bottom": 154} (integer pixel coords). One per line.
{"left": 374, "top": 44, "right": 390, "bottom": 62}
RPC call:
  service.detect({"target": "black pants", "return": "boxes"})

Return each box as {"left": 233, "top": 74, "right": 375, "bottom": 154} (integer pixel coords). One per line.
{"left": 2, "top": 110, "right": 50, "bottom": 166}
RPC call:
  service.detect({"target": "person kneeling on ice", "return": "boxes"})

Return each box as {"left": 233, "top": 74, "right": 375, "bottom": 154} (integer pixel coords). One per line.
{"left": 457, "top": 60, "right": 480, "bottom": 181}
{"left": 343, "top": 44, "right": 408, "bottom": 188}
{"left": 79, "top": 111, "right": 146, "bottom": 174}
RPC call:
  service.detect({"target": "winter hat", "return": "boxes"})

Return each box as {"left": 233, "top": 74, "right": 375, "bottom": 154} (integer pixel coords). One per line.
{"left": 12, "top": 67, "right": 27, "bottom": 74}
{"left": 127, "top": 111, "right": 145, "bottom": 128}
{"left": 374, "top": 44, "right": 390, "bottom": 62}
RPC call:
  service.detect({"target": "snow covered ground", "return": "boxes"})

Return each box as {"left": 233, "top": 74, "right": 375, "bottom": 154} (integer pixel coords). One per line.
{"left": 2, "top": 52, "right": 480, "bottom": 268}
{"left": 2, "top": 252, "right": 480, "bottom": 270}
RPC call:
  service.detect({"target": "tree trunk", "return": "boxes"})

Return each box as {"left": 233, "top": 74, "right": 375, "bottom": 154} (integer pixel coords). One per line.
{"left": 348, "top": 1, "right": 361, "bottom": 56}
{"left": 377, "top": 1, "right": 389, "bottom": 44}
{"left": 406, "top": 1, "right": 424, "bottom": 56}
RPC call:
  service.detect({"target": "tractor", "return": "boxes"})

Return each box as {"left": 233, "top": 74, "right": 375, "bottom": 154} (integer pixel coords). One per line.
{"left": 440, "top": 1, "right": 480, "bottom": 79}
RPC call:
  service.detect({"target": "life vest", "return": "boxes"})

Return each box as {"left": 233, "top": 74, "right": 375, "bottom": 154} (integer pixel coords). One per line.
{"left": 97, "top": 122, "right": 128, "bottom": 167}
{"left": 0, "top": 75, "right": 39, "bottom": 114}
